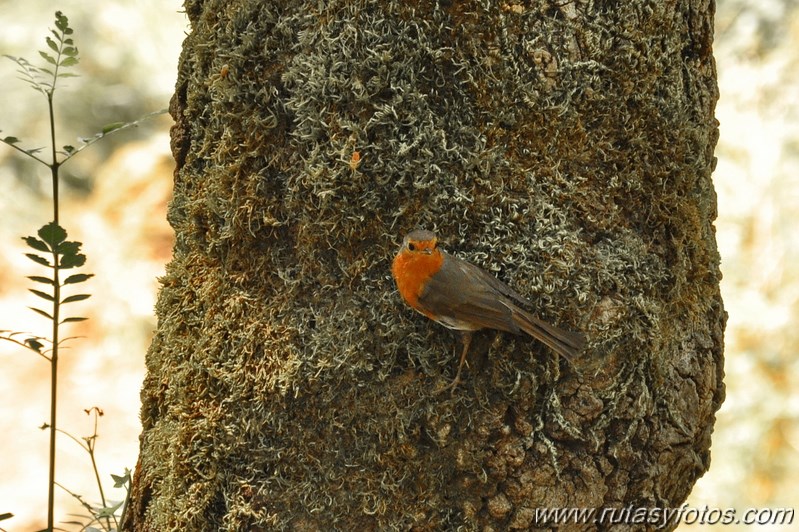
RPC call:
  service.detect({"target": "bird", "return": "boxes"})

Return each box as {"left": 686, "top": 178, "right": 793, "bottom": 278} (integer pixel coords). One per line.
{"left": 391, "top": 229, "right": 585, "bottom": 393}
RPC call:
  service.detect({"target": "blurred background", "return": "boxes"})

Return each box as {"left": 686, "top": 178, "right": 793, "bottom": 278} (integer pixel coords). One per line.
{"left": 0, "top": 0, "right": 796, "bottom": 529}
{"left": 0, "top": 0, "right": 183, "bottom": 528}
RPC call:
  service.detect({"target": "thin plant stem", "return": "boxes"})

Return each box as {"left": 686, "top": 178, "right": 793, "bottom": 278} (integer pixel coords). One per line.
{"left": 49, "top": 93, "right": 60, "bottom": 226}
{"left": 87, "top": 409, "right": 116, "bottom": 530}
{"left": 47, "top": 86, "right": 59, "bottom": 532}
{"left": 47, "top": 247, "right": 59, "bottom": 532}
{"left": 54, "top": 417, "right": 118, "bottom": 530}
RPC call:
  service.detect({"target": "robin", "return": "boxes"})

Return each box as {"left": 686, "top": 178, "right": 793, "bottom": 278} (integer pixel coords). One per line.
{"left": 391, "top": 229, "right": 585, "bottom": 393}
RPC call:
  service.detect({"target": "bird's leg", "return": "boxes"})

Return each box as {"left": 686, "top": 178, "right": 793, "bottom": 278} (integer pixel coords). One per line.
{"left": 435, "top": 331, "right": 473, "bottom": 395}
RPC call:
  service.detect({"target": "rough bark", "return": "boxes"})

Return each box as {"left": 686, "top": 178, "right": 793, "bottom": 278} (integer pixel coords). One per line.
{"left": 125, "top": 0, "right": 724, "bottom": 530}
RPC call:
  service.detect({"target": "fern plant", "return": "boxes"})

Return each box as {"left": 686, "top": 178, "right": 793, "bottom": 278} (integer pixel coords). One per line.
{"left": 0, "top": 11, "right": 156, "bottom": 531}
{"left": 22, "top": 221, "right": 96, "bottom": 530}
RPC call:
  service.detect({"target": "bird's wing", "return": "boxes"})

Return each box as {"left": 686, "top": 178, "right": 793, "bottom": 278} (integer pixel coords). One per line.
{"left": 458, "top": 255, "right": 532, "bottom": 307}
{"left": 417, "top": 252, "right": 522, "bottom": 333}
{"left": 419, "top": 252, "right": 586, "bottom": 359}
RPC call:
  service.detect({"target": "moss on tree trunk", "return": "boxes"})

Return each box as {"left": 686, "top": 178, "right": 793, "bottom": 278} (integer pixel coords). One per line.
{"left": 124, "top": 0, "right": 724, "bottom": 529}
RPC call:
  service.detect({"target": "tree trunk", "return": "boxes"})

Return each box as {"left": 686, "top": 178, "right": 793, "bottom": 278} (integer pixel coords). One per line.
{"left": 124, "top": 0, "right": 724, "bottom": 529}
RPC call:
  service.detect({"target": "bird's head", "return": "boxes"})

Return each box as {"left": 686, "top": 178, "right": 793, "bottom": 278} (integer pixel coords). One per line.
{"left": 399, "top": 229, "right": 439, "bottom": 256}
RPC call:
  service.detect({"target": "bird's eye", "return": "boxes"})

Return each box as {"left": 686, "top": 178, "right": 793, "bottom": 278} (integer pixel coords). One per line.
{"left": 407, "top": 242, "right": 416, "bottom": 251}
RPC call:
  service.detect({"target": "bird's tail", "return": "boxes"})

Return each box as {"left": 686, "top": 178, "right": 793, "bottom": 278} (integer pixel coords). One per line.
{"left": 512, "top": 309, "right": 586, "bottom": 361}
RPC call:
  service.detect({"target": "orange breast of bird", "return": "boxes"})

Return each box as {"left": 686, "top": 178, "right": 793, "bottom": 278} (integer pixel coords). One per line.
{"left": 391, "top": 244, "right": 444, "bottom": 320}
